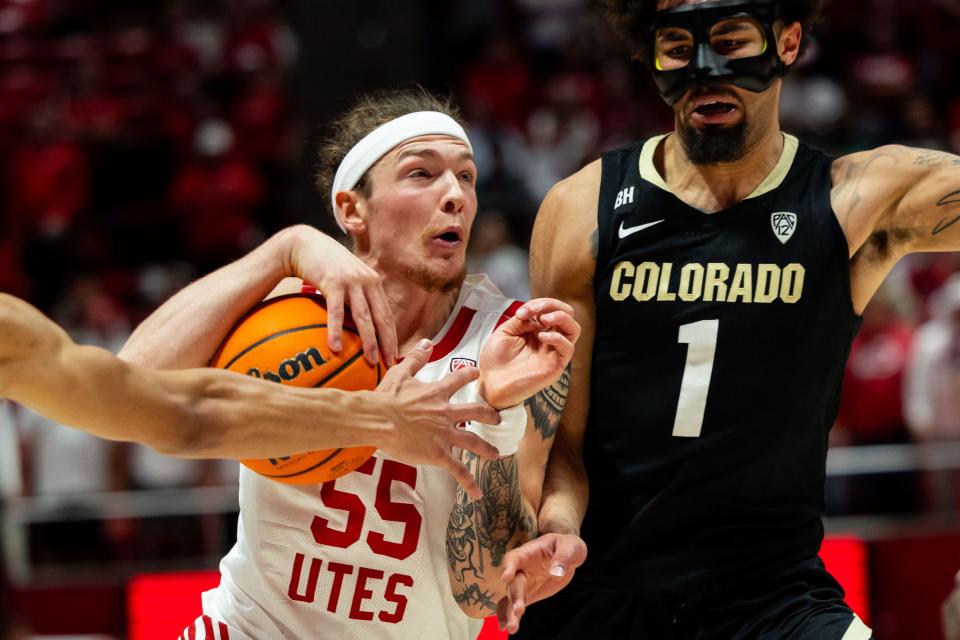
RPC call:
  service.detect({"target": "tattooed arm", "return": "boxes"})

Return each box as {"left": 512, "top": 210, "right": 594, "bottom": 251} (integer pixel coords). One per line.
{"left": 446, "top": 300, "right": 579, "bottom": 617}
{"left": 446, "top": 427, "right": 539, "bottom": 617}
{"left": 831, "top": 146, "right": 960, "bottom": 313}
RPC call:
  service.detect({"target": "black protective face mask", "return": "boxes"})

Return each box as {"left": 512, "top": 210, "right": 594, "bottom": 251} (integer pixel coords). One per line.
{"left": 649, "top": 0, "right": 787, "bottom": 105}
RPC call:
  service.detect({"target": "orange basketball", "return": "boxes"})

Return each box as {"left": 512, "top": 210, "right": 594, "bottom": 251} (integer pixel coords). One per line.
{"left": 211, "top": 293, "right": 381, "bottom": 483}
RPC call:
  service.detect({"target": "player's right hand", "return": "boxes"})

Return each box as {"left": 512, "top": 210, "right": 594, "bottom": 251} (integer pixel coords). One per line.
{"left": 497, "top": 532, "right": 587, "bottom": 634}
{"left": 285, "top": 225, "right": 398, "bottom": 367}
{"left": 373, "top": 339, "right": 501, "bottom": 501}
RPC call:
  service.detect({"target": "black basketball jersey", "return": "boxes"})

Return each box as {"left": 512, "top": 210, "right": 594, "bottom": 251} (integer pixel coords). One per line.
{"left": 578, "top": 135, "right": 861, "bottom": 595}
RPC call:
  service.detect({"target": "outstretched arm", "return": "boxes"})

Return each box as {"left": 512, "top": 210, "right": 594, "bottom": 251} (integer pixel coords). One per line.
{"left": 446, "top": 299, "right": 580, "bottom": 618}
{"left": 0, "top": 294, "right": 501, "bottom": 498}
{"left": 832, "top": 146, "right": 960, "bottom": 312}
{"left": 119, "top": 224, "right": 397, "bottom": 368}
{"left": 495, "top": 161, "right": 600, "bottom": 632}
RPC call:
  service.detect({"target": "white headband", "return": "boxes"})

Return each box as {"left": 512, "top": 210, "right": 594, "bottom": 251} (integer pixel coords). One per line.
{"left": 330, "top": 111, "right": 473, "bottom": 232}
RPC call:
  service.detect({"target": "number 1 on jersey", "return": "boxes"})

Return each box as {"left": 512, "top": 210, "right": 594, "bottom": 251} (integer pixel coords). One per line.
{"left": 672, "top": 319, "right": 719, "bottom": 438}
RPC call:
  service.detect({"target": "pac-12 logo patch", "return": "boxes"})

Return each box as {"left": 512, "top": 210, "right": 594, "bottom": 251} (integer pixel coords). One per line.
{"left": 771, "top": 212, "right": 797, "bottom": 244}
{"left": 451, "top": 357, "right": 477, "bottom": 371}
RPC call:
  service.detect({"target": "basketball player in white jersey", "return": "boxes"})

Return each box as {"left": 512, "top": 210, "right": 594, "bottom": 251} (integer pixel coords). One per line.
{"left": 120, "top": 89, "right": 580, "bottom": 639}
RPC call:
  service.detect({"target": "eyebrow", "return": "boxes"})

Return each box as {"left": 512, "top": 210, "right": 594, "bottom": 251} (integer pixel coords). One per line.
{"left": 712, "top": 21, "right": 755, "bottom": 36}
{"left": 396, "top": 148, "right": 475, "bottom": 163}
{"left": 659, "top": 30, "right": 692, "bottom": 42}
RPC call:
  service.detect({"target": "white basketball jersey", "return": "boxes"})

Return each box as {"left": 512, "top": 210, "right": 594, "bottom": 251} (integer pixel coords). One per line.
{"left": 201, "top": 275, "right": 519, "bottom": 640}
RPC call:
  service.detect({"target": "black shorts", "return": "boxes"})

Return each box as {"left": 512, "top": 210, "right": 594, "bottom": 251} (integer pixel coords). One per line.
{"left": 513, "top": 557, "right": 872, "bottom": 640}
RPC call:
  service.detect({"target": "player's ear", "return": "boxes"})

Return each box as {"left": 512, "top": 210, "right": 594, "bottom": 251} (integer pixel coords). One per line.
{"left": 777, "top": 21, "right": 802, "bottom": 66}
{"left": 337, "top": 191, "right": 368, "bottom": 236}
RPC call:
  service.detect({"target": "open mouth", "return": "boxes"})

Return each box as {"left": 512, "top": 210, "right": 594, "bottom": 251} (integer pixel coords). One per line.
{"left": 693, "top": 100, "right": 737, "bottom": 116}
{"left": 437, "top": 231, "right": 461, "bottom": 242}
{"left": 430, "top": 228, "right": 463, "bottom": 248}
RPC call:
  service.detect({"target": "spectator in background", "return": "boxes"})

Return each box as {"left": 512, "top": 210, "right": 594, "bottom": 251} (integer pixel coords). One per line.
{"left": 905, "top": 274, "right": 960, "bottom": 441}
{"left": 467, "top": 210, "right": 531, "bottom": 301}
{"left": 170, "top": 118, "right": 265, "bottom": 270}
{"left": 905, "top": 274, "right": 960, "bottom": 512}
{"left": 831, "top": 280, "right": 918, "bottom": 514}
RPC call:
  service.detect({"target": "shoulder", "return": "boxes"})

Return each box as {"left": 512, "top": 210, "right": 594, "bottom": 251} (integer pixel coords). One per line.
{"left": 831, "top": 145, "right": 913, "bottom": 185}
{"left": 541, "top": 160, "right": 602, "bottom": 220}
{"left": 533, "top": 160, "right": 601, "bottom": 251}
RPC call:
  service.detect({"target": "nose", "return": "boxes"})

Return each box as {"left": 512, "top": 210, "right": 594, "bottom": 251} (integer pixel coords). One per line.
{"left": 440, "top": 170, "right": 465, "bottom": 214}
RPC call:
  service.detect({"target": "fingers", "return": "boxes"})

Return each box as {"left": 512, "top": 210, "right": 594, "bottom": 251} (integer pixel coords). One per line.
{"left": 448, "top": 428, "right": 500, "bottom": 461}
{"left": 549, "top": 535, "right": 587, "bottom": 578}
{"left": 505, "top": 570, "right": 528, "bottom": 634}
{"left": 379, "top": 340, "right": 432, "bottom": 389}
{"left": 440, "top": 453, "right": 483, "bottom": 501}
{"left": 348, "top": 286, "right": 379, "bottom": 366}
{"left": 448, "top": 401, "right": 501, "bottom": 426}
{"left": 366, "top": 280, "right": 398, "bottom": 366}
{"left": 538, "top": 310, "right": 581, "bottom": 342}
{"left": 537, "top": 331, "right": 575, "bottom": 360}
{"left": 496, "top": 597, "right": 510, "bottom": 632}
{"left": 500, "top": 549, "right": 521, "bottom": 584}
{"left": 437, "top": 364, "right": 481, "bottom": 397}
{"left": 325, "top": 287, "right": 345, "bottom": 354}
{"left": 516, "top": 298, "right": 575, "bottom": 320}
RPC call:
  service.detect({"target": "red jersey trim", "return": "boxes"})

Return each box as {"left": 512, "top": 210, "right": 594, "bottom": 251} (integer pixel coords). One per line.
{"left": 429, "top": 307, "right": 478, "bottom": 363}
{"left": 495, "top": 300, "right": 524, "bottom": 330}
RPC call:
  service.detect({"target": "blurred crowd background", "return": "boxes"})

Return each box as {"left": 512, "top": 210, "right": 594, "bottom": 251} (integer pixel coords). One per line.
{"left": 1, "top": 0, "right": 960, "bottom": 637}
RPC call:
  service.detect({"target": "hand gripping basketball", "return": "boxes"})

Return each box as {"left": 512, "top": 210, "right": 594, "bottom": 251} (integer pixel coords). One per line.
{"left": 212, "top": 293, "right": 383, "bottom": 484}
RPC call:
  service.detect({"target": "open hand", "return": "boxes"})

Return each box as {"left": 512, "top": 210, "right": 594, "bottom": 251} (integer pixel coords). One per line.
{"left": 496, "top": 532, "right": 587, "bottom": 634}
{"left": 373, "top": 339, "right": 502, "bottom": 500}
{"left": 479, "top": 299, "right": 580, "bottom": 409}
{"left": 286, "top": 225, "right": 398, "bottom": 366}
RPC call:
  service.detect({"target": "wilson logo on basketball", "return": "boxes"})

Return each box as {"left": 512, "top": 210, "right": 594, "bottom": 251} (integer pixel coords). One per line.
{"left": 246, "top": 346, "right": 327, "bottom": 383}
{"left": 450, "top": 357, "right": 477, "bottom": 371}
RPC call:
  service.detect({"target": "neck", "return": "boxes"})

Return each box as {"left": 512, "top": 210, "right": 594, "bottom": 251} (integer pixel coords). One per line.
{"left": 362, "top": 256, "right": 462, "bottom": 353}
{"left": 661, "top": 117, "right": 784, "bottom": 213}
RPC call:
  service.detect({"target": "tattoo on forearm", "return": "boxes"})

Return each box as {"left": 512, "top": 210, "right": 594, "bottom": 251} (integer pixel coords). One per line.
{"left": 526, "top": 364, "right": 570, "bottom": 441}
{"left": 453, "top": 584, "right": 497, "bottom": 611}
{"left": 446, "top": 451, "right": 526, "bottom": 608}
{"left": 477, "top": 455, "right": 523, "bottom": 566}
{"left": 913, "top": 150, "right": 960, "bottom": 168}
{"left": 932, "top": 189, "right": 960, "bottom": 236}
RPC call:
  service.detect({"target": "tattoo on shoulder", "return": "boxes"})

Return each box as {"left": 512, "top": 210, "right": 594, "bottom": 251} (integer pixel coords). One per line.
{"left": 932, "top": 189, "right": 960, "bottom": 236}
{"left": 913, "top": 150, "right": 960, "bottom": 168}
{"left": 525, "top": 364, "right": 570, "bottom": 441}
{"left": 590, "top": 227, "right": 599, "bottom": 259}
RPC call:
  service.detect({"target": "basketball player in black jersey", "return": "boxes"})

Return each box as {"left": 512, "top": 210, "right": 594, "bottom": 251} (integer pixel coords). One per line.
{"left": 497, "top": 1, "right": 960, "bottom": 638}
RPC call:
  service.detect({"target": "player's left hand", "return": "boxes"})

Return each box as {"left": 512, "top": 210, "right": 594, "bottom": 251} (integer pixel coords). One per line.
{"left": 478, "top": 299, "right": 580, "bottom": 409}
{"left": 943, "top": 569, "right": 960, "bottom": 640}
{"left": 496, "top": 532, "right": 587, "bottom": 634}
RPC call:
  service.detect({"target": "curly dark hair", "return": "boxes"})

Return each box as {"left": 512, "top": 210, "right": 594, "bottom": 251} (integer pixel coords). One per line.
{"left": 315, "top": 87, "right": 464, "bottom": 223}
{"left": 599, "top": 0, "right": 824, "bottom": 66}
